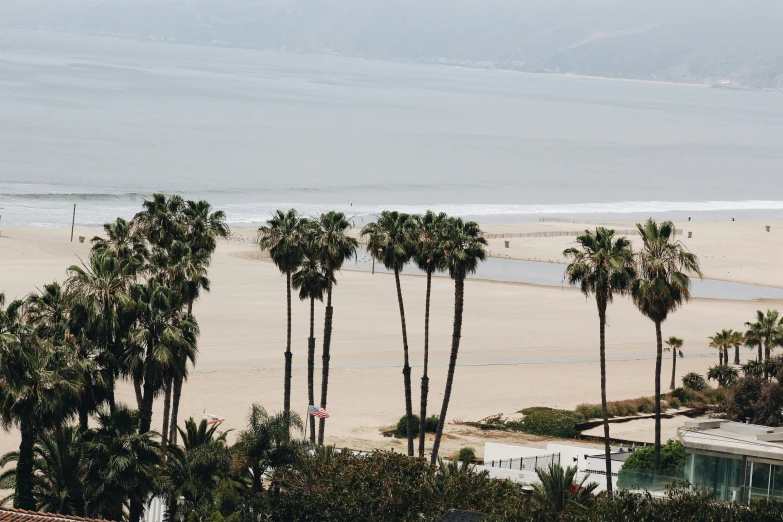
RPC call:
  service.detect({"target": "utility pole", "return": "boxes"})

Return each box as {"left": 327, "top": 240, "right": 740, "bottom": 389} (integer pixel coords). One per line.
{"left": 70, "top": 204, "right": 76, "bottom": 242}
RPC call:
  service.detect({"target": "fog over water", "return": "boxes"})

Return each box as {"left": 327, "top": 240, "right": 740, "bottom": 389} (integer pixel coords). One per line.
{"left": 1, "top": 30, "right": 783, "bottom": 227}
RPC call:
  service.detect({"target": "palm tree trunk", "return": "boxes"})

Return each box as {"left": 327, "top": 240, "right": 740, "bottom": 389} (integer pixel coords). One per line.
{"left": 654, "top": 320, "right": 663, "bottom": 474}
{"left": 734, "top": 345, "right": 740, "bottom": 365}
{"left": 308, "top": 296, "right": 316, "bottom": 444}
{"left": 78, "top": 404, "right": 89, "bottom": 433}
{"left": 670, "top": 350, "right": 677, "bottom": 391}
{"left": 169, "top": 374, "right": 183, "bottom": 446}
{"left": 139, "top": 340, "right": 156, "bottom": 434}
{"left": 318, "top": 278, "right": 334, "bottom": 445}
{"left": 598, "top": 303, "right": 613, "bottom": 497}
{"left": 133, "top": 376, "right": 143, "bottom": 411}
{"left": 719, "top": 349, "right": 723, "bottom": 366}
{"left": 129, "top": 498, "right": 144, "bottom": 522}
{"left": 161, "top": 378, "right": 172, "bottom": 447}
{"left": 724, "top": 347, "right": 729, "bottom": 366}
{"left": 13, "top": 421, "right": 36, "bottom": 510}
{"left": 393, "top": 269, "right": 415, "bottom": 457}
{"left": 284, "top": 271, "right": 293, "bottom": 413}
{"left": 758, "top": 344, "right": 763, "bottom": 362}
{"left": 419, "top": 270, "right": 432, "bottom": 458}
{"left": 431, "top": 277, "right": 464, "bottom": 465}
{"left": 107, "top": 375, "right": 116, "bottom": 415}
{"left": 765, "top": 341, "right": 770, "bottom": 362}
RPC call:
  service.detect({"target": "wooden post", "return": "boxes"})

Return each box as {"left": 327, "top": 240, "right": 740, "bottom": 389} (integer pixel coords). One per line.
{"left": 70, "top": 204, "right": 76, "bottom": 242}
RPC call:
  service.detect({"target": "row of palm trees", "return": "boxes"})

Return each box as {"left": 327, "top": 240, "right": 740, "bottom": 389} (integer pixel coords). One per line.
{"left": 0, "top": 194, "right": 228, "bottom": 515}
{"left": 563, "top": 219, "right": 701, "bottom": 495}
{"left": 257, "top": 209, "right": 487, "bottom": 464}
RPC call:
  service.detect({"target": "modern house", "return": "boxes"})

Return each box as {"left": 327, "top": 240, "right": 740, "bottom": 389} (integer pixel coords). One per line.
{"left": 679, "top": 419, "right": 783, "bottom": 502}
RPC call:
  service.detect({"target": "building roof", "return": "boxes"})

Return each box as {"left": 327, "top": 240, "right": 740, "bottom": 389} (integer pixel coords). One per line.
{"left": 679, "top": 419, "right": 783, "bottom": 462}
{"left": 0, "top": 508, "right": 116, "bottom": 522}
{"left": 437, "top": 509, "right": 486, "bottom": 521}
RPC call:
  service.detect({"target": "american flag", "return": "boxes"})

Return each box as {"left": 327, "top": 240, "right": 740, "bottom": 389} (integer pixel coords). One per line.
{"left": 308, "top": 405, "right": 330, "bottom": 418}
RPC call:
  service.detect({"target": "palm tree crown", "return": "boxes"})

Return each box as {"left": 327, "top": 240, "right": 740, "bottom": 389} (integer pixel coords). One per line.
{"left": 361, "top": 211, "right": 415, "bottom": 272}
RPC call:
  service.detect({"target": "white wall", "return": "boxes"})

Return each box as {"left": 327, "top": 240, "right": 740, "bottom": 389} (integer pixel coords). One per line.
{"left": 484, "top": 442, "right": 553, "bottom": 463}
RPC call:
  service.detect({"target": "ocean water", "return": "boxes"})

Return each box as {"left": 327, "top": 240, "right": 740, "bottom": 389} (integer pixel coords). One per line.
{"left": 2, "top": 29, "right": 783, "bottom": 227}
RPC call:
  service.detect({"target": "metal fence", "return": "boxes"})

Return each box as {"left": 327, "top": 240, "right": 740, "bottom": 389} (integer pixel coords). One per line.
{"left": 484, "top": 228, "right": 682, "bottom": 240}
{"left": 486, "top": 453, "right": 560, "bottom": 472}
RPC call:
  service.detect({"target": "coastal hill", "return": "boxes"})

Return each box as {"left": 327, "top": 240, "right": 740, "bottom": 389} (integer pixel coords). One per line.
{"left": 2, "top": 0, "right": 783, "bottom": 89}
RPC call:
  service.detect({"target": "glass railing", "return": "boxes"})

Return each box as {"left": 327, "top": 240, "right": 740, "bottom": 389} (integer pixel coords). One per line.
{"left": 617, "top": 468, "right": 684, "bottom": 493}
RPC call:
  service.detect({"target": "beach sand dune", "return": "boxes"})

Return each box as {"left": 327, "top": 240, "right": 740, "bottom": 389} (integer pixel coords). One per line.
{"left": 0, "top": 224, "right": 776, "bottom": 459}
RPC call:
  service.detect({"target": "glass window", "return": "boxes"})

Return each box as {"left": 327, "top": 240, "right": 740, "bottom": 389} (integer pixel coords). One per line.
{"left": 747, "top": 461, "right": 771, "bottom": 501}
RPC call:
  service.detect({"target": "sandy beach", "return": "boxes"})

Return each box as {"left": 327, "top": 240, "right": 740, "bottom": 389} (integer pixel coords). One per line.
{"left": 1, "top": 221, "right": 779, "bottom": 460}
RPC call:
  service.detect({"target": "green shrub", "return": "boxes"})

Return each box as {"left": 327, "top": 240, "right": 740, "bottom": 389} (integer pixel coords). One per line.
{"left": 394, "top": 414, "right": 439, "bottom": 437}
{"left": 669, "top": 387, "right": 697, "bottom": 403}
{"left": 575, "top": 403, "right": 603, "bottom": 421}
{"left": 425, "top": 415, "right": 439, "bottom": 433}
{"left": 635, "top": 396, "right": 656, "bottom": 413}
{"left": 667, "top": 397, "right": 681, "bottom": 409}
{"left": 457, "top": 447, "right": 476, "bottom": 463}
{"left": 682, "top": 372, "right": 707, "bottom": 391}
{"left": 516, "top": 407, "right": 580, "bottom": 438}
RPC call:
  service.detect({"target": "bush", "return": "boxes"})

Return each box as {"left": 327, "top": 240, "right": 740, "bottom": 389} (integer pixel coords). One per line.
{"left": 667, "top": 397, "right": 680, "bottom": 409}
{"left": 682, "top": 372, "right": 707, "bottom": 391}
{"left": 517, "top": 407, "right": 580, "bottom": 438}
{"left": 575, "top": 403, "right": 603, "bottom": 421}
{"left": 617, "top": 440, "right": 686, "bottom": 491}
{"left": 457, "top": 447, "right": 476, "bottom": 463}
{"left": 669, "top": 387, "right": 697, "bottom": 404}
{"left": 394, "top": 414, "right": 439, "bottom": 437}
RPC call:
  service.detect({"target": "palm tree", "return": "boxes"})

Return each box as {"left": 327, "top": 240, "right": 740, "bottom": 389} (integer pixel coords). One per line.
{"left": 257, "top": 209, "right": 309, "bottom": 414}
{"left": 311, "top": 212, "right": 358, "bottom": 445}
{"left": 234, "top": 404, "right": 305, "bottom": 492}
{"left": 361, "top": 211, "right": 417, "bottom": 456}
{"left": 630, "top": 219, "right": 701, "bottom": 473}
{"left": 730, "top": 330, "right": 744, "bottom": 366}
{"left": 291, "top": 243, "right": 330, "bottom": 444}
{"left": 663, "top": 337, "right": 684, "bottom": 390}
{"left": 430, "top": 218, "right": 487, "bottom": 465}
{"left": 164, "top": 418, "right": 231, "bottom": 522}
{"left": 708, "top": 330, "right": 733, "bottom": 366}
{"left": 0, "top": 298, "right": 83, "bottom": 510}
{"left": 532, "top": 463, "right": 598, "bottom": 514}
{"left": 0, "top": 427, "right": 86, "bottom": 515}
{"left": 745, "top": 310, "right": 783, "bottom": 362}
{"left": 129, "top": 280, "right": 196, "bottom": 435}
{"left": 67, "top": 252, "right": 133, "bottom": 412}
{"left": 563, "top": 227, "right": 635, "bottom": 496}
{"left": 745, "top": 325, "right": 764, "bottom": 362}
{"left": 411, "top": 211, "right": 447, "bottom": 458}
{"left": 91, "top": 217, "right": 149, "bottom": 274}
{"left": 81, "top": 405, "right": 161, "bottom": 522}
{"left": 707, "top": 365, "right": 739, "bottom": 388}
{"left": 134, "top": 193, "right": 187, "bottom": 250}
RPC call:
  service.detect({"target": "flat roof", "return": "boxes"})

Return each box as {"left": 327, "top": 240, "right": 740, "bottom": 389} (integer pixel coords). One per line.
{"left": 678, "top": 420, "right": 783, "bottom": 462}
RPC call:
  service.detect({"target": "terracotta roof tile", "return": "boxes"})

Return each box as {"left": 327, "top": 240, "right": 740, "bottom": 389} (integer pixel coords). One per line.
{"left": 0, "top": 507, "right": 117, "bottom": 522}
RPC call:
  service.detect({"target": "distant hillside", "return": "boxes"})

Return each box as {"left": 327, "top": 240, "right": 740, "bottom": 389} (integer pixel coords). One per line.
{"left": 2, "top": 0, "right": 783, "bottom": 89}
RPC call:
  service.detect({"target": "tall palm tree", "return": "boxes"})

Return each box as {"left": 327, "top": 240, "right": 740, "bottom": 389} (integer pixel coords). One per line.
{"left": 708, "top": 330, "right": 732, "bottom": 366}
{"left": 258, "top": 209, "right": 309, "bottom": 414}
{"left": 730, "top": 330, "right": 745, "bottom": 366}
{"left": 0, "top": 427, "right": 86, "bottom": 515}
{"left": 133, "top": 193, "right": 187, "bottom": 250}
{"left": 663, "top": 337, "right": 684, "bottom": 390}
{"left": 129, "top": 281, "right": 196, "bottom": 435}
{"left": 292, "top": 244, "right": 330, "bottom": 444}
{"left": 0, "top": 298, "right": 83, "bottom": 510}
{"left": 311, "top": 212, "right": 358, "bottom": 445}
{"left": 234, "top": 404, "right": 304, "bottom": 492}
{"left": 67, "top": 252, "right": 133, "bottom": 413}
{"left": 745, "top": 310, "right": 783, "bottom": 362}
{"left": 169, "top": 201, "right": 227, "bottom": 446}
{"left": 430, "top": 218, "right": 487, "bottom": 465}
{"left": 563, "top": 227, "right": 635, "bottom": 496}
{"left": 91, "top": 217, "right": 149, "bottom": 275}
{"left": 361, "top": 211, "right": 417, "bottom": 456}
{"left": 630, "top": 219, "right": 701, "bottom": 473}
{"left": 81, "top": 405, "right": 161, "bottom": 522}
{"left": 411, "top": 211, "right": 447, "bottom": 458}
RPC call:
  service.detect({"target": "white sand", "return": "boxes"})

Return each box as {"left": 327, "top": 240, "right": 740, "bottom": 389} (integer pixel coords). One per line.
{"left": 0, "top": 223, "right": 778, "bottom": 460}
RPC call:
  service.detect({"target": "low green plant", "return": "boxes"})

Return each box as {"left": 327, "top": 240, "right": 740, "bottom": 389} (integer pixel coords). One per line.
{"left": 393, "top": 414, "right": 439, "bottom": 438}
{"left": 517, "top": 407, "right": 580, "bottom": 438}
{"left": 574, "top": 403, "right": 603, "bottom": 421}
{"left": 667, "top": 397, "right": 681, "bottom": 409}
{"left": 682, "top": 372, "right": 707, "bottom": 391}
{"left": 457, "top": 447, "right": 476, "bottom": 463}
